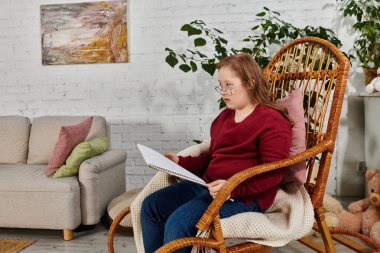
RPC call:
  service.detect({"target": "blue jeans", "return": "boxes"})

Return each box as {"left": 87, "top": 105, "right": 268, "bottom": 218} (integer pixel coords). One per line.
{"left": 140, "top": 181, "right": 263, "bottom": 253}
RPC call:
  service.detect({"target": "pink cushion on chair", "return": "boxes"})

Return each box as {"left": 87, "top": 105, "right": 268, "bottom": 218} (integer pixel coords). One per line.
{"left": 278, "top": 89, "right": 307, "bottom": 185}
{"left": 47, "top": 117, "right": 93, "bottom": 176}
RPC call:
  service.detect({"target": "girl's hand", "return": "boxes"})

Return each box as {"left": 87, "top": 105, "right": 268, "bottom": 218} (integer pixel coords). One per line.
{"left": 207, "top": 180, "right": 231, "bottom": 200}
{"left": 164, "top": 152, "right": 179, "bottom": 164}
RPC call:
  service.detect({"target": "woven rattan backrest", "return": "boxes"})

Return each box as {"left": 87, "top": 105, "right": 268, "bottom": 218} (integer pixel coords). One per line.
{"left": 264, "top": 37, "right": 349, "bottom": 206}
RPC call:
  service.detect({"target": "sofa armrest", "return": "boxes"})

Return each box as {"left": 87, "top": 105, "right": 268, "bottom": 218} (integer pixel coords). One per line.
{"left": 78, "top": 149, "right": 127, "bottom": 225}
{"left": 80, "top": 149, "right": 127, "bottom": 174}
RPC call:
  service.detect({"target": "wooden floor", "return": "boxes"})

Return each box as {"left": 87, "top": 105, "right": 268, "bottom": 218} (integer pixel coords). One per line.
{"left": 0, "top": 197, "right": 365, "bottom": 252}
{"left": 0, "top": 224, "right": 365, "bottom": 253}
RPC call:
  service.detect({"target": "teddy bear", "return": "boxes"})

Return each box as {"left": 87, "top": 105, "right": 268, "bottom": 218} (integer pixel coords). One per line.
{"left": 365, "top": 68, "right": 380, "bottom": 94}
{"left": 322, "top": 194, "right": 343, "bottom": 227}
{"left": 338, "top": 168, "right": 380, "bottom": 244}
{"left": 305, "top": 162, "right": 343, "bottom": 237}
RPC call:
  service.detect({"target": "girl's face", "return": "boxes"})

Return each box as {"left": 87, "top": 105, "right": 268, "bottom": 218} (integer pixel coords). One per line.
{"left": 218, "top": 66, "right": 254, "bottom": 110}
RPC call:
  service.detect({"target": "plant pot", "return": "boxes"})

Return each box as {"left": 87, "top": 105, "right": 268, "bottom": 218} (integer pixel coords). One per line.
{"left": 363, "top": 67, "right": 377, "bottom": 86}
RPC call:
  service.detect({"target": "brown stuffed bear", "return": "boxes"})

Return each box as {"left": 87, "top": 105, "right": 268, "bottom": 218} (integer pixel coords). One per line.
{"left": 338, "top": 168, "right": 380, "bottom": 244}
{"left": 305, "top": 163, "right": 343, "bottom": 237}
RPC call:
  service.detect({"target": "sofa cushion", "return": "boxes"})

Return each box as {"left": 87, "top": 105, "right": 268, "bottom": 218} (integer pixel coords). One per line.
{"left": 0, "top": 116, "right": 31, "bottom": 164}
{"left": 0, "top": 164, "right": 80, "bottom": 193}
{"left": 52, "top": 137, "right": 109, "bottom": 178}
{"left": 27, "top": 116, "right": 107, "bottom": 164}
{"left": 279, "top": 89, "right": 307, "bottom": 185}
{"left": 47, "top": 117, "right": 93, "bottom": 176}
{"left": 0, "top": 164, "right": 81, "bottom": 230}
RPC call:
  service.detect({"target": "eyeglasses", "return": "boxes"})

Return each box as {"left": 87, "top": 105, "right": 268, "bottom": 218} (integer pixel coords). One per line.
{"left": 214, "top": 85, "right": 236, "bottom": 96}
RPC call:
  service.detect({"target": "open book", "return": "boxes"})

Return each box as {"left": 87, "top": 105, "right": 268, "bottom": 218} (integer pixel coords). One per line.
{"left": 137, "top": 144, "right": 206, "bottom": 186}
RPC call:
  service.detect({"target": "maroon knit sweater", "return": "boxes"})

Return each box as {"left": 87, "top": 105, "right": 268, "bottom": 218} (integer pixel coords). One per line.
{"left": 178, "top": 105, "right": 292, "bottom": 209}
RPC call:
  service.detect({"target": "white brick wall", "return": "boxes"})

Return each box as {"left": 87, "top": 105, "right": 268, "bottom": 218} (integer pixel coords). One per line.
{"left": 0, "top": 0, "right": 362, "bottom": 194}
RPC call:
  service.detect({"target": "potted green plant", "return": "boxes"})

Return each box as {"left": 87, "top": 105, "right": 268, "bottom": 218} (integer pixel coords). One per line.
{"left": 338, "top": 0, "right": 380, "bottom": 85}
{"left": 166, "top": 7, "right": 343, "bottom": 75}
{"left": 165, "top": 7, "right": 345, "bottom": 108}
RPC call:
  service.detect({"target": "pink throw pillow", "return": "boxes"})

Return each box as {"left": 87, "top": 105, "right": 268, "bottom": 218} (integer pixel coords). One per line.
{"left": 279, "top": 89, "right": 307, "bottom": 185}
{"left": 47, "top": 117, "right": 93, "bottom": 176}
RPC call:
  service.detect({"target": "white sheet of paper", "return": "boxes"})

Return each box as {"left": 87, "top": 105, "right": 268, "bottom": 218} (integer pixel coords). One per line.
{"left": 137, "top": 144, "right": 206, "bottom": 186}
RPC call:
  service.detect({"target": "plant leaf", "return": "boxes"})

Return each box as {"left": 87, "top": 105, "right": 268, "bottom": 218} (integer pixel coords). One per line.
{"left": 165, "top": 55, "right": 178, "bottom": 68}
{"left": 251, "top": 25, "right": 259, "bottom": 31}
{"left": 194, "top": 38, "right": 207, "bottom": 47}
{"left": 218, "top": 37, "right": 228, "bottom": 44}
{"left": 218, "top": 98, "right": 226, "bottom": 109}
{"left": 256, "top": 12, "right": 266, "bottom": 17}
{"left": 179, "top": 64, "right": 192, "bottom": 72}
{"left": 196, "top": 51, "right": 207, "bottom": 58}
{"left": 201, "top": 63, "right": 216, "bottom": 76}
{"left": 189, "top": 28, "right": 202, "bottom": 36}
{"left": 180, "top": 24, "right": 202, "bottom": 36}
{"left": 241, "top": 47, "right": 253, "bottom": 54}
{"left": 213, "top": 28, "right": 223, "bottom": 33}
{"left": 180, "top": 24, "right": 192, "bottom": 32}
{"left": 190, "top": 61, "right": 197, "bottom": 72}
{"left": 179, "top": 54, "right": 186, "bottom": 63}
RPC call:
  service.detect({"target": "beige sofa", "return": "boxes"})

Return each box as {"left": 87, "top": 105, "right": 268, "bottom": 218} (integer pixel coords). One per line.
{"left": 0, "top": 116, "right": 127, "bottom": 240}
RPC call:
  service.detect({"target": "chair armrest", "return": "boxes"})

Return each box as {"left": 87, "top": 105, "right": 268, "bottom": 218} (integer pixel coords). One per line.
{"left": 196, "top": 139, "right": 333, "bottom": 232}
{"left": 177, "top": 139, "right": 210, "bottom": 156}
{"left": 80, "top": 149, "right": 127, "bottom": 174}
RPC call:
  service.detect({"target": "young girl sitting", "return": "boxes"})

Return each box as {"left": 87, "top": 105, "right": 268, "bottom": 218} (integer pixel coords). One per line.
{"left": 140, "top": 53, "right": 292, "bottom": 253}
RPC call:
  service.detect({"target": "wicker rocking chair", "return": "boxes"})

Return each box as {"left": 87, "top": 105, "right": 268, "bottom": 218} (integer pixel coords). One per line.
{"left": 108, "top": 36, "right": 355, "bottom": 253}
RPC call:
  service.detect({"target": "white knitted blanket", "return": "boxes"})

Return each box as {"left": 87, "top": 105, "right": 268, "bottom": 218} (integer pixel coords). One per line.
{"left": 131, "top": 140, "right": 314, "bottom": 252}
{"left": 220, "top": 185, "right": 313, "bottom": 247}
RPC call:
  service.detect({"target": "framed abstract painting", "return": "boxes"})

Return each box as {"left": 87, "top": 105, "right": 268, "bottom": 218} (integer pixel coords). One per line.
{"left": 40, "top": 1, "right": 128, "bottom": 65}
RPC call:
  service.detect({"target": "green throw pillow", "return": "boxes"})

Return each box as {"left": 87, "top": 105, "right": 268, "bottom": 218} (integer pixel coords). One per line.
{"left": 52, "top": 137, "right": 109, "bottom": 178}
